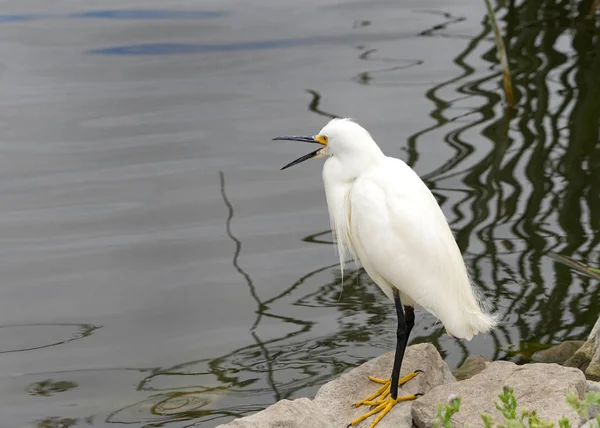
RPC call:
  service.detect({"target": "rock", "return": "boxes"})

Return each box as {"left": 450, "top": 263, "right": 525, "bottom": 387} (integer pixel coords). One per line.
{"left": 313, "top": 343, "right": 455, "bottom": 428}
{"left": 532, "top": 341, "right": 585, "bottom": 364}
{"left": 215, "top": 398, "right": 334, "bottom": 428}
{"left": 586, "top": 408, "right": 600, "bottom": 425}
{"left": 218, "top": 344, "right": 455, "bottom": 428}
{"left": 454, "top": 356, "right": 489, "bottom": 381}
{"left": 588, "top": 380, "right": 600, "bottom": 393}
{"left": 565, "top": 318, "right": 600, "bottom": 381}
{"left": 581, "top": 421, "right": 599, "bottom": 428}
{"left": 585, "top": 381, "right": 600, "bottom": 422}
{"left": 411, "top": 361, "right": 586, "bottom": 427}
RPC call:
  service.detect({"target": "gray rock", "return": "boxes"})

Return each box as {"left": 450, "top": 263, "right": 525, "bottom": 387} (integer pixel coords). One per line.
{"left": 565, "top": 317, "right": 600, "bottom": 380}
{"left": 411, "top": 361, "right": 586, "bottom": 427}
{"left": 313, "top": 343, "right": 455, "bottom": 428}
{"left": 585, "top": 380, "right": 600, "bottom": 422}
{"left": 215, "top": 398, "right": 334, "bottom": 428}
{"left": 532, "top": 341, "right": 585, "bottom": 364}
{"left": 218, "top": 344, "right": 455, "bottom": 428}
{"left": 588, "top": 380, "right": 600, "bottom": 393}
{"left": 454, "top": 356, "right": 489, "bottom": 381}
{"left": 581, "top": 420, "right": 600, "bottom": 428}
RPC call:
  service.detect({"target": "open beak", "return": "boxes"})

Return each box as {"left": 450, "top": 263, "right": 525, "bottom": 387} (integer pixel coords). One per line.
{"left": 272, "top": 135, "right": 326, "bottom": 170}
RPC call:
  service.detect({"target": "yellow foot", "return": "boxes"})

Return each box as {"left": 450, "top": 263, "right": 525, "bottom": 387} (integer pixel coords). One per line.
{"left": 349, "top": 371, "right": 421, "bottom": 428}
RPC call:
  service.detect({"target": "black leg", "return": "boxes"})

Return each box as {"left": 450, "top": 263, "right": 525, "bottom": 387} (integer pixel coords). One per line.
{"left": 402, "top": 305, "right": 415, "bottom": 355}
{"left": 390, "top": 288, "right": 411, "bottom": 400}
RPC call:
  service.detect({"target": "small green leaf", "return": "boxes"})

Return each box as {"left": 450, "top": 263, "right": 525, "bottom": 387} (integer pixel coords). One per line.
{"left": 557, "top": 416, "right": 572, "bottom": 428}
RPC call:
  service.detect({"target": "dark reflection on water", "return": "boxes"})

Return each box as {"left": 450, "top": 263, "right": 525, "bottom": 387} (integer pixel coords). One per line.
{"left": 87, "top": 40, "right": 312, "bottom": 56}
{"left": 352, "top": 46, "right": 424, "bottom": 86}
{"left": 104, "top": 173, "right": 365, "bottom": 425}
{"left": 401, "top": 0, "right": 600, "bottom": 362}
{"left": 71, "top": 10, "right": 227, "bottom": 20}
{"left": 85, "top": 32, "right": 416, "bottom": 56}
{"left": 36, "top": 417, "right": 79, "bottom": 428}
{"left": 27, "top": 379, "right": 78, "bottom": 396}
{"left": 0, "top": 10, "right": 226, "bottom": 24}
{"left": 0, "top": 323, "right": 99, "bottom": 354}
{"left": 306, "top": 90, "right": 340, "bottom": 121}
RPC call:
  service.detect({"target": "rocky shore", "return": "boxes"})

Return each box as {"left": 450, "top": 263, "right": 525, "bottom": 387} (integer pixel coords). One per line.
{"left": 217, "top": 317, "right": 600, "bottom": 428}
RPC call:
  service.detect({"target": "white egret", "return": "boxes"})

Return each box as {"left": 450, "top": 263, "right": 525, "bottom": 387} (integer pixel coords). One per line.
{"left": 274, "top": 118, "right": 497, "bottom": 428}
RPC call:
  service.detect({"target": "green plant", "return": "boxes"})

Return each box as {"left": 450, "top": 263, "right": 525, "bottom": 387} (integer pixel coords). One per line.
{"left": 548, "top": 253, "right": 600, "bottom": 281}
{"left": 480, "top": 387, "right": 567, "bottom": 428}
{"left": 566, "top": 391, "right": 600, "bottom": 424}
{"left": 434, "top": 395, "right": 462, "bottom": 428}
{"left": 434, "top": 387, "right": 600, "bottom": 427}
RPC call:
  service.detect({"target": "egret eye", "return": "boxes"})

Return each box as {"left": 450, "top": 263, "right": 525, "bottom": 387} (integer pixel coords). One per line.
{"left": 322, "top": 135, "right": 328, "bottom": 143}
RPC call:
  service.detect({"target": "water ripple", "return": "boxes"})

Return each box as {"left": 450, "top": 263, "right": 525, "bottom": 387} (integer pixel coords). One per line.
{"left": 87, "top": 40, "right": 309, "bottom": 56}
{"left": 0, "top": 10, "right": 226, "bottom": 24}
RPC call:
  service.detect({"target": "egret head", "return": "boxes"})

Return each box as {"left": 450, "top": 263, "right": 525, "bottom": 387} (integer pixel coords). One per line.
{"left": 273, "top": 118, "right": 382, "bottom": 170}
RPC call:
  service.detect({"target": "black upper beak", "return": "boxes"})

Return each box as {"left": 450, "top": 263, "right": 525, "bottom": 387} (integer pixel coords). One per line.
{"left": 272, "top": 135, "right": 318, "bottom": 144}
{"left": 272, "top": 135, "right": 323, "bottom": 170}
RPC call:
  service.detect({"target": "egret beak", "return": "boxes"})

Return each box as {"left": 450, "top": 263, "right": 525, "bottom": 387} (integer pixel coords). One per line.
{"left": 272, "top": 135, "right": 327, "bottom": 170}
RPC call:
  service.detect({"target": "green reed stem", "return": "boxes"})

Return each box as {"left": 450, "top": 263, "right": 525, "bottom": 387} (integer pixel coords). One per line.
{"left": 549, "top": 253, "right": 600, "bottom": 281}
{"left": 483, "top": 0, "right": 514, "bottom": 107}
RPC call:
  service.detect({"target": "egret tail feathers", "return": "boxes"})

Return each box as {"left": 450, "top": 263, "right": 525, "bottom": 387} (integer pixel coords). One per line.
{"left": 445, "top": 306, "right": 498, "bottom": 340}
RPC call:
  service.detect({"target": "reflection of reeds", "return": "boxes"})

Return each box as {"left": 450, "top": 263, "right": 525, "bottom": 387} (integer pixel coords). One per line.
{"left": 589, "top": 0, "right": 600, "bottom": 18}
{"left": 409, "top": 0, "right": 600, "bottom": 351}
{"left": 115, "top": 266, "right": 389, "bottom": 426}
{"left": 483, "top": 0, "right": 514, "bottom": 106}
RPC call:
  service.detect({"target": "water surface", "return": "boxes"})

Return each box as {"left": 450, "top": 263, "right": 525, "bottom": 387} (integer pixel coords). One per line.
{"left": 0, "top": 0, "right": 598, "bottom": 426}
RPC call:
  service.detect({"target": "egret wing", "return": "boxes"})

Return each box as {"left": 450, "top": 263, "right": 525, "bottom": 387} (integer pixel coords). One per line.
{"left": 349, "top": 157, "right": 493, "bottom": 339}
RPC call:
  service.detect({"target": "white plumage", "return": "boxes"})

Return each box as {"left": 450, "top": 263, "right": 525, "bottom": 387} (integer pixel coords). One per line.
{"left": 281, "top": 118, "right": 497, "bottom": 340}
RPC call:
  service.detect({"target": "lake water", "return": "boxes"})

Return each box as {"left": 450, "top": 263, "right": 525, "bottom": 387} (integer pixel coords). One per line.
{"left": 0, "top": 0, "right": 598, "bottom": 427}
